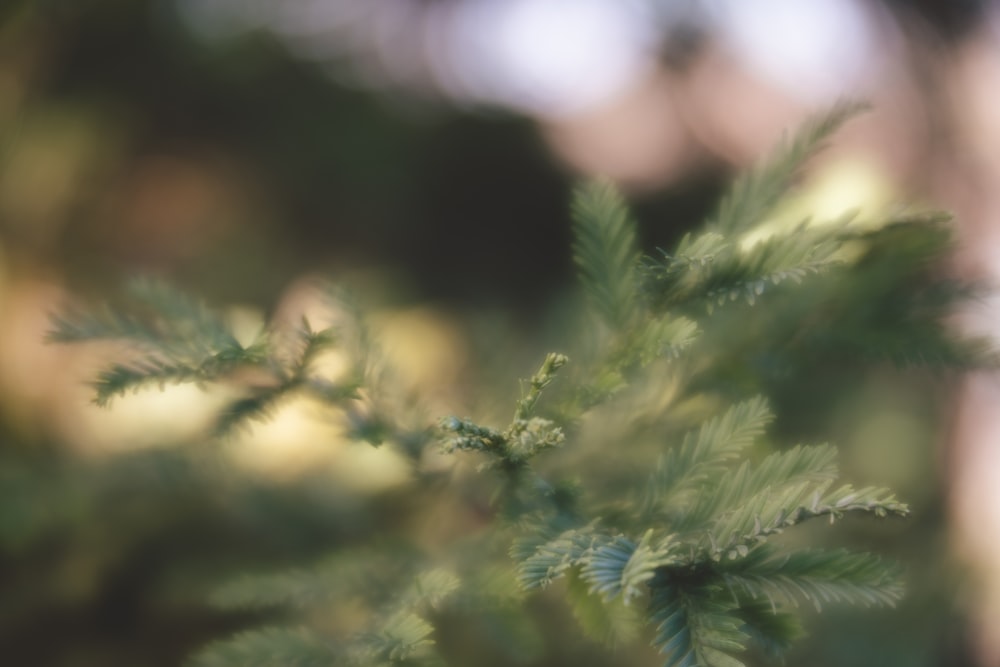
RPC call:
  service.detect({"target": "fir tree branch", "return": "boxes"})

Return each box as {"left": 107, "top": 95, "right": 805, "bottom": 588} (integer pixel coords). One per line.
{"left": 640, "top": 397, "right": 773, "bottom": 520}
{"left": 649, "top": 581, "right": 751, "bottom": 667}
{"left": 640, "top": 222, "right": 850, "bottom": 315}
{"left": 210, "top": 550, "right": 404, "bottom": 612}
{"left": 514, "top": 352, "right": 569, "bottom": 421}
{"left": 441, "top": 353, "right": 568, "bottom": 470}
{"left": 572, "top": 180, "right": 641, "bottom": 330}
{"left": 48, "top": 278, "right": 240, "bottom": 359}
{"left": 638, "top": 316, "right": 701, "bottom": 363}
{"left": 730, "top": 599, "right": 803, "bottom": 659}
{"left": 515, "top": 524, "right": 598, "bottom": 590}
{"left": 356, "top": 610, "right": 438, "bottom": 664}
{"left": 565, "top": 568, "right": 643, "bottom": 647}
{"left": 91, "top": 340, "right": 268, "bottom": 407}
{"left": 705, "top": 484, "right": 909, "bottom": 558}
{"left": 709, "top": 100, "right": 868, "bottom": 234}
{"left": 47, "top": 104, "right": 963, "bottom": 667}
{"left": 721, "top": 546, "right": 905, "bottom": 611}
{"left": 581, "top": 530, "right": 679, "bottom": 604}
{"left": 188, "top": 627, "right": 335, "bottom": 667}
{"left": 677, "top": 443, "right": 840, "bottom": 532}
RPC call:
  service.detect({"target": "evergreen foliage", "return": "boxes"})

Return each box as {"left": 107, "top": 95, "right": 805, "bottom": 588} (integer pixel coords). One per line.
{"left": 708, "top": 100, "right": 868, "bottom": 235}
{"left": 51, "top": 105, "right": 986, "bottom": 666}
{"left": 49, "top": 279, "right": 373, "bottom": 439}
{"left": 572, "top": 181, "right": 641, "bottom": 329}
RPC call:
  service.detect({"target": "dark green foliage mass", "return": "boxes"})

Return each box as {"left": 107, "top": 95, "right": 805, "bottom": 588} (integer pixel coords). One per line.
{"left": 50, "top": 106, "right": 985, "bottom": 666}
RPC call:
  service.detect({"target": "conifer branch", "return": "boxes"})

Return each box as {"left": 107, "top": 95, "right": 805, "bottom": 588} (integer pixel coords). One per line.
{"left": 704, "top": 484, "right": 909, "bottom": 559}
{"left": 209, "top": 549, "right": 403, "bottom": 611}
{"left": 572, "top": 180, "right": 641, "bottom": 330}
{"left": 357, "top": 610, "right": 438, "bottom": 663}
{"left": 50, "top": 105, "right": 977, "bottom": 667}
{"left": 677, "top": 443, "right": 841, "bottom": 533}
{"left": 638, "top": 316, "right": 701, "bottom": 362}
{"left": 565, "top": 569, "right": 643, "bottom": 647}
{"left": 709, "top": 100, "right": 868, "bottom": 234}
{"left": 514, "top": 352, "right": 569, "bottom": 421}
{"left": 48, "top": 278, "right": 239, "bottom": 357}
{"left": 641, "top": 222, "right": 849, "bottom": 314}
{"left": 188, "top": 627, "right": 335, "bottom": 667}
{"left": 640, "top": 397, "right": 773, "bottom": 520}
{"left": 581, "top": 530, "right": 679, "bottom": 604}
{"left": 441, "top": 353, "right": 568, "bottom": 471}
{"left": 731, "top": 600, "right": 802, "bottom": 659}
{"left": 649, "top": 581, "right": 750, "bottom": 667}
{"left": 721, "top": 546, "right": 905, "bottom": 611}
{"left": 515, "top": 524, "right": 598, "bottom": 590}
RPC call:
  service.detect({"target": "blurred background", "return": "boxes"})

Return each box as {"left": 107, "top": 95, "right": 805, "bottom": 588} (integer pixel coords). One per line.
{"left": 3, "top": 0, "right": 1000, "bottom": 665}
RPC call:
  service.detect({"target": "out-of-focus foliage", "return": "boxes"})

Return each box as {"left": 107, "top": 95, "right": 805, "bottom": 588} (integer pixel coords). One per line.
{"left": 48, "top": 107, "right": 987, "bottom": 667}
{"left": 0, "top": 2, "right": 992, "bottom": 666}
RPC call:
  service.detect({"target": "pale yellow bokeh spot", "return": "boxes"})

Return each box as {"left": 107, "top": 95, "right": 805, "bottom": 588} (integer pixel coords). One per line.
{"left": 62, "top": 383, "right": 229, "bottom": 455}
{"left": 227, "top": 397, "right": 409, "bottom": 492}
{"left": 739, "top": 156, "right": 895, "bottom": 250}
{"left": 372, "top": 307, "right": 468, "bottom": 404}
